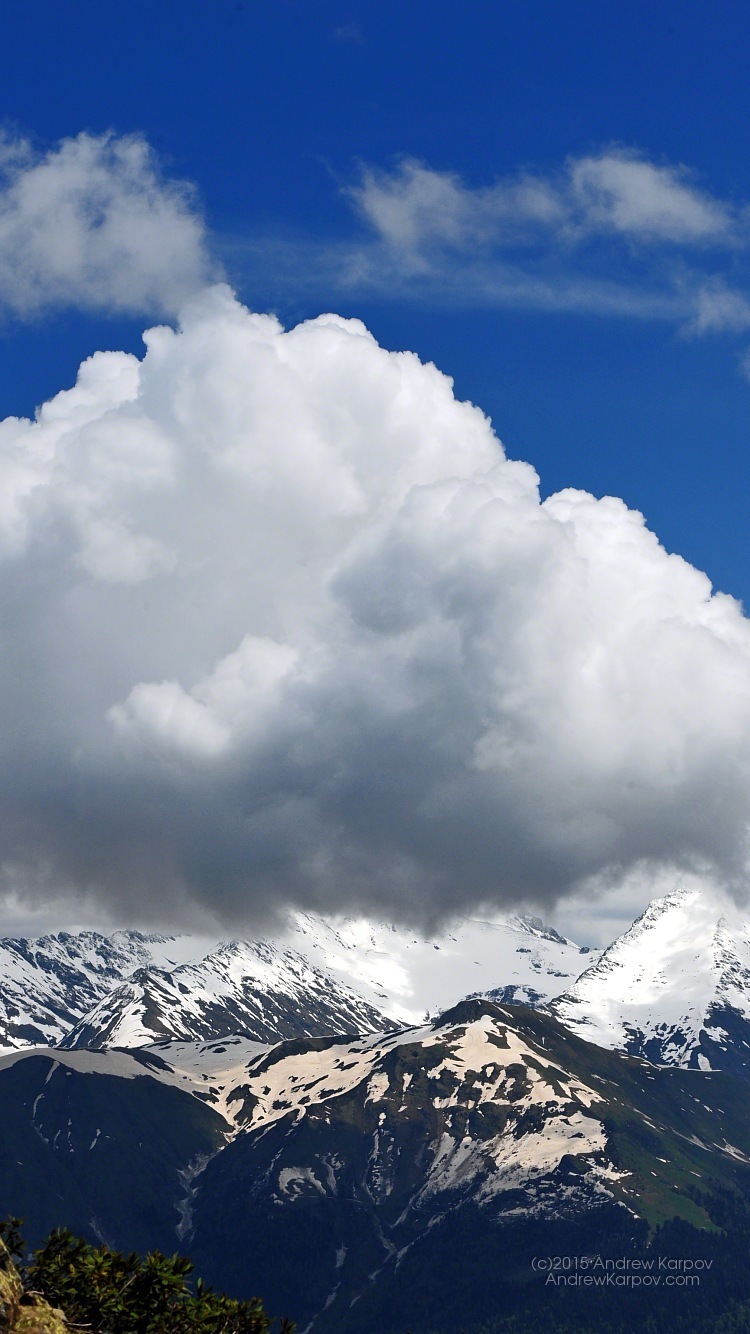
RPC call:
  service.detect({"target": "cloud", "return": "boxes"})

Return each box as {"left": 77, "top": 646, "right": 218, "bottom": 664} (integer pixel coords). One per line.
{"left": 567, "top": 152, "right": 734, "bottom": 243}
{"left": 255, "top": 149, "right": 744, "bottom": 337}
{"left": 0, "top": 130, "right": 214, "bottom": 318}
{"left": 686, "top": 279, "right": 750, "bottom": 335}
{"left": 3, "top": 285, "right": 750, "bottom": 929}
{"left": 6, "top": 130, "right": 738, "bottom": 342}
{"left": 226, "top": 227, "right": 687, "bottom": 323}
{"left": 349, "top": 150, "right": 736, "bottom": 257}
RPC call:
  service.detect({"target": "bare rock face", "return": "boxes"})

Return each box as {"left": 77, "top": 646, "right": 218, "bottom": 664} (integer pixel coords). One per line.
{"left": 12, "top": 1300, "right": 68, "bottom": 1333}
{"left": 0, "top": 1241, "right": 23, "bottom": 1329}
{"left": 0, "top": 1242, "right": 67, "bottom": 1333}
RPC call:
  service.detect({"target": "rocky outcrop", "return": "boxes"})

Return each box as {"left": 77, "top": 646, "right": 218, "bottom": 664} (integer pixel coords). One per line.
{"left": 0, "top": 1242, "right": 67, "bottom": 1333}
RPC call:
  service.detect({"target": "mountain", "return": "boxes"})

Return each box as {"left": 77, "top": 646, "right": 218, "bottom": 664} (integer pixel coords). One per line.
{"left": 0, "top": 1044, "right": 227, "bottom": 1254}
{"left": 0, "top": 910, "right": 594, "bottom": 1053}
{"left": 157, "top": 1000, "right": 750, "bottom": 1331}
{"left": 550, "top": 886, "right": 750, "bottom": 1076}
{"left": 60, "top": 940, "right": 396, "bottom": 1048}
{"left": 0, "top": 929, "right": 200, "bottom": 1052}
{"left": 4, "top": 1000, "right": 750, "bottom": 1331}
{"left": 273, "top": 910, "right": 598, "bottom": 1021}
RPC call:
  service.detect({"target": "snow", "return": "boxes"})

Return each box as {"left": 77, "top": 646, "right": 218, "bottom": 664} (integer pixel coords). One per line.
{"left": 0, "top": 929, "right": 197, "bottom": 1050}
{"left": 0, "top": 1045, "right": 188, "bottom": 1085}
{"left": 278, "top": 1166, "right": 325, "bottom": 1198}
{"left": 61, "top": 936, "right": 399, "bottom": 1050}
{"left": 0, "top": 907, "right": 595, "bottom": 1054}
{"left": 551, "top": 885, "right": 750, "bottom": 1064}
{"left": 176, "top": 1151, "right": 219, "bottom": 1241}
{"left": 148, "top": 1008, "right": 620, "bottom": 1212}
{"left": 365, "top": 1071, "right": 390, "bottom": 1104}
{"left": 279, "top": 910, "right": 596, "bottom": 1024}
{"left": 7, "top": 887, "right": 750, "bottom": 1092}
{"left": 0, "top": 1000, "right": 635, "bottom": 1226}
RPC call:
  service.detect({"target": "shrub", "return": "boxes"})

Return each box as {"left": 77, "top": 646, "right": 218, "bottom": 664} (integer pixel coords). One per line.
{"left": 1, "top": 1220, "right": 294, "bottom": 1333}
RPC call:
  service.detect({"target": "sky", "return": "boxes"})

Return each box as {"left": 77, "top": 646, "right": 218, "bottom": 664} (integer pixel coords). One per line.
{"left": 1, "top": 2, "right": 750, "bottom": 943}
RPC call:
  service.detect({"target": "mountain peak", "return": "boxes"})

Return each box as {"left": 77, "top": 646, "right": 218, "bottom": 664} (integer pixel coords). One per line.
{"left": 550, "top": 884, "right": 750, "bottom": 1071}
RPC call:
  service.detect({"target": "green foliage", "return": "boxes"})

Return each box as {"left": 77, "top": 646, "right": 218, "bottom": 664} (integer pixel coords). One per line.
{"left": 4, "top": 1221, "right": 294, "bottom": 1333}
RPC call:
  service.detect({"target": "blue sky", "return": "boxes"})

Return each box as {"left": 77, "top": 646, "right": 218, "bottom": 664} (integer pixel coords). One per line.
{"left": 3, "top": 0, "right": 750, "bottom": 602}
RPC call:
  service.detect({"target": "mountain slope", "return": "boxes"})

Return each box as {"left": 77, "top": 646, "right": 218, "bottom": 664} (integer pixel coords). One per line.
{"left": 276, "top": 911, "right": 598, "bottom": 1022}
{"left": 550, "top": 886, "right": 750, "bottom": 1075}
{"left": 61, "top": 940, "right": 396, "bottom": 1048}
{"left": 4, "top": 1002, "right": 750, "bottom": 1330}
{"left": 0, "top": 910, "right": 593, "bottom": 1053}
{"left": 0, "top": 1045, "right": 227, "bottom": 1251}
{"left": 0, "top": 930, "right": 201, "bottom": 1051}
{"left": 182, "top": 999, "right": 750, "bottom": 1330}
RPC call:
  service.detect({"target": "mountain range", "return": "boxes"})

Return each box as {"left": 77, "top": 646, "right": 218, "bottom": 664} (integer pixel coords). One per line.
{"left": 0, "top": 909, "right": 596, "bottom": 1054}
{"left": 4, "top": 887, "right": 750, "bottom": 1331}
{"left": 1, "top": 996, "right": 749, "bottom": 1331}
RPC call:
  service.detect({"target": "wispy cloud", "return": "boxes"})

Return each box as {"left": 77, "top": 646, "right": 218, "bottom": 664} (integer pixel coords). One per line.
{"left": 348, "top": 150, "right": 738, "bottom": 256}
{"left": 566, "top": 152, "right": 736, "bottom": 244}
{"left": 228, "top": 148, "right": 750, "bottom": 350}
{"left": 339, "top": 150, "right": 750, "bottom": 333}
{"left": 4, "top": 132, "right": 746, "bottom": 349}
{"left": 686, "top": 278, "right": 750, "bottom": 335}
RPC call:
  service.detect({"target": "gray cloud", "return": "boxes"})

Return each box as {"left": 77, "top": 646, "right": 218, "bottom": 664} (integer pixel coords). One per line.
{"left": 2, "top": 285, "right": 750, "bottom": 930}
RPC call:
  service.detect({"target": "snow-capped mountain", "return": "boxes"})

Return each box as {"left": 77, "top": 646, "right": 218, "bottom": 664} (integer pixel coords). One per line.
{"left": 181, "top": 1001, "right": 750, "bottom": 1330}
{"left": 3, "top": 999, "right": 748, "bottom": 1330}
{"left": 0, "top": 910, "right": 594, "bottom": 1053}
{"left": 550, "top": 885, "right": 750, "bottom": 1073}
{"left": 61, "top": 940, "right": 396, "bottom": 1049}
{"left": 0, "top": 929, "right": 200, "bottom": 1051}
{"left": 276, "top": 909, "right": 597, "bottom": 1021}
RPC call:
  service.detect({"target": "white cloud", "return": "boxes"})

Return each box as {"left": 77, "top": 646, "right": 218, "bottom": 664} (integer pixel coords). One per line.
{"left": 110, "top": 635, "right": 298, "bottom": 761}
{"left": 350, "top": 150, "right": 736, "bottom": 257}
{"left": 0, "top": 131, "right": 214, "bottom": 318}
{"left": 686, "top": 279, "right": 750, "bottom": 335}
{"left": 346, "top": 159, "right": 565, "bottom": 260}
{"left": 567, "top": 152, "right": 733, "bottom": 243}
{"left": 2, "top": 286, "right": 750, "bottom": 928}
{"left": 325, "top": 150, "right": 750, "bottom": 336}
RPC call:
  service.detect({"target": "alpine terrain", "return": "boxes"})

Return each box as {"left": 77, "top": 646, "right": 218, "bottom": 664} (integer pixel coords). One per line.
{"left": 551, "top": 886, "right": 750, "bottom": 1077}
{"left": 0, "top": 911, "right": 595, "bottom": 1053}
{"left": 3, "top": 891, "right": 750, "bottom": 1331}
{"left": 1, "top": 998, "right": 750, "bottom": 1331}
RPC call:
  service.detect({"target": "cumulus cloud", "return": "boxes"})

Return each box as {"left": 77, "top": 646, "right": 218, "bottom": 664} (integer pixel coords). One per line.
{"left": 0, "top": 130, "right": 214, "bottom": 318}
{"left": 2, "top": 285, "right": 750, "bottom": 928}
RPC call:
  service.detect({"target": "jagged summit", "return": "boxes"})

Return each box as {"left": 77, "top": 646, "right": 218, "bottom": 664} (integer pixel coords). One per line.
{"left": 0, "top": 909, "right": 594, "bottom": 1053}
{"left": 0, "top": 928, "right": 197, "bottom": 1051}
{"left": 16, "top": 887, "right": 750, "bottom": 1069}
{"left": 60, "top": 939, "right": 395, "bottom": 1049}
{"left": 550, "top": 884, "right": 750, "bottom": 1072}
